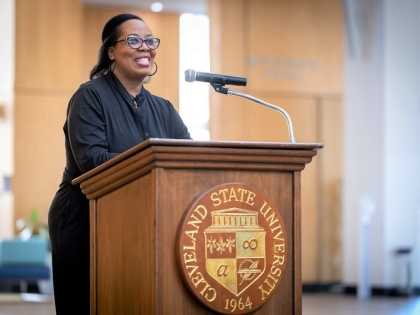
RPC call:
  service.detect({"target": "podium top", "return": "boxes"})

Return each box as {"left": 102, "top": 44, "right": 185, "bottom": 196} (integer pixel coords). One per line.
{"left": 72, "top": 139, "right": 322, "bottom": 198}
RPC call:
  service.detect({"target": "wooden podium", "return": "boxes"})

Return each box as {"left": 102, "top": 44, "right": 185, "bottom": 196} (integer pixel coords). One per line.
{"left": 73, "top": 139, "right": 322, "bottom": 315}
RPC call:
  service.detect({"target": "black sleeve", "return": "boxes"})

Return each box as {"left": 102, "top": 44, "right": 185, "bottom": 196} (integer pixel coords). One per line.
{"left": 67, "top": 86, "right": 118, "bottom": 173}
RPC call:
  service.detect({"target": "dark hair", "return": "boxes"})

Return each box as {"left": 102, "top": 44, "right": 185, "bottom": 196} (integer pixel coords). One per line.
{"left": 89, "top": 14, "right": 143, "bottom": 80}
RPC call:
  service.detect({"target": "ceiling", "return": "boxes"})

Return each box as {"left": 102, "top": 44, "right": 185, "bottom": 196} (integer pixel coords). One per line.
{"left": 83, "top": 0, "right": 207, "bottom": 15}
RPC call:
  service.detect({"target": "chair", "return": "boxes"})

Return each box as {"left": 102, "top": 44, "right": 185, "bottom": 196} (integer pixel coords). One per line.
{"left": 0, "top": 236, "right": 52, "bottom": 299}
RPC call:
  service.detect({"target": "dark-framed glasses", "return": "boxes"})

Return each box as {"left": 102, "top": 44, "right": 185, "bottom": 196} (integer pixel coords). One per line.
{"left": 115, "top": 36, "right": 160, "bottom": 50}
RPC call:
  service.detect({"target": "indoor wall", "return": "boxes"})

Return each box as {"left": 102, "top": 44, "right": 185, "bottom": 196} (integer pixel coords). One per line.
{"left": 208, "top": 0, "right": 344, "bottom": 284}
{"left": 13, "top": 1, "right": 181, "bottom": 234}
{"left": 14, "top": 0, "right": 84, "bottom": 233}
{"left": 343, "top": 0, "right": 420, "bottom": 291}
{"left": 0, "top": 0, "right": 14, "bottom": 238}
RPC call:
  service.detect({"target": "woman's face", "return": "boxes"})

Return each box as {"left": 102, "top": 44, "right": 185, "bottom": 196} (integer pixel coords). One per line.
{"left": 110, "top": 19, "right": 157, "bottom": 81}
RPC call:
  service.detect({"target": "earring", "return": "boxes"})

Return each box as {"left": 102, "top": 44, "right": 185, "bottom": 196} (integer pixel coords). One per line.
{"left": 148, "top": 62, "right": 158, "bottom": 76}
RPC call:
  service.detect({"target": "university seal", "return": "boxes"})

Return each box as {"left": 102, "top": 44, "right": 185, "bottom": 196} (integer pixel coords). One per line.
{"left": 175, "top": 183, "right": 288, "bottom": 314}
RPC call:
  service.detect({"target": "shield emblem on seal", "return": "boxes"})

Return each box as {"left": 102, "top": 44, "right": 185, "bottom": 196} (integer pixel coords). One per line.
{"left": 204, "top": 208, "right": 266, "bottom": 296}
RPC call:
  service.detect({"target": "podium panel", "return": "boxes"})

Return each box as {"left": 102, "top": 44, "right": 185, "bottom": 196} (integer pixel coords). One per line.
{"left": 73, "top": 139, "right": 322, "bottom": 315}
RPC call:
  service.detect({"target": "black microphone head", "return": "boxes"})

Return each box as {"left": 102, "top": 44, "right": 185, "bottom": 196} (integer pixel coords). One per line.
{"left": 185, "top": 69, "right": 196, "bottom": 82}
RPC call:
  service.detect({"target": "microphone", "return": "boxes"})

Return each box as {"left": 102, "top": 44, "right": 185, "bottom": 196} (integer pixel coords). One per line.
{"left": 185, "top": 69, "right": 247, "bottom": 87}
{"left": 184, "top": 69, "right": 296, "bottom": 143}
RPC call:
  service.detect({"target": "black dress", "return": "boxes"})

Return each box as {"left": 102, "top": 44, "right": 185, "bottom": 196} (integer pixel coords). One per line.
{"left": 48, "top": 72, "right": 191, "bottom": 314}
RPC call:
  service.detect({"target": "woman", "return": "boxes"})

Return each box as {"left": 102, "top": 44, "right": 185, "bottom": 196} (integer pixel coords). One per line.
{"left": 48, "top": 13, "right": 191, "bottom": 314}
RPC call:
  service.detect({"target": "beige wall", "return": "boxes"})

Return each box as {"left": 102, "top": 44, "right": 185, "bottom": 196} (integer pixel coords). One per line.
{"left": 13, "top": 0, "right": 344, "bottom": 285}
{"left": 13, "top": 2, "right": 180, "bottom": 232}
{"left": 14, "top": 0, "right": 83, "bottom": 231}
{"left": 208, "top": 0, "right": 343, "bottom": 283}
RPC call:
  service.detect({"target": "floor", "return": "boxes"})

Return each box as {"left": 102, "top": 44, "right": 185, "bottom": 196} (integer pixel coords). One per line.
{"left": 302, "top": 293, "right": 420, "bottom": 315}
{"left": 0, "top": 293, "right": 419, "bottom": 315}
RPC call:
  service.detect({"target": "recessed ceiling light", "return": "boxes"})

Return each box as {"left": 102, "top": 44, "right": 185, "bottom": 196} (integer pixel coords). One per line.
{"left": 151, "top": 2, "right": 164, "bottom": 12}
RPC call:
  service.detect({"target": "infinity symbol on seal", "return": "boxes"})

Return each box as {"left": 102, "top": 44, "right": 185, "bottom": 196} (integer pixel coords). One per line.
{"left": 242, "top": 239, "right": 258, "bottom": 250}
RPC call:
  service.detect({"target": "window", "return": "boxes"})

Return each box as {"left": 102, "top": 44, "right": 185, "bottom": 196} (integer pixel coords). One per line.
{"left": 179, "top": 13, "right": 210, "bottom": 140}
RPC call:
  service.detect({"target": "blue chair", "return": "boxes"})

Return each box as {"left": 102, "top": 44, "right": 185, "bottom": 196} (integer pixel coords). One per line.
{"left": 0, "top": 237, "right": 51, "bottom": 294}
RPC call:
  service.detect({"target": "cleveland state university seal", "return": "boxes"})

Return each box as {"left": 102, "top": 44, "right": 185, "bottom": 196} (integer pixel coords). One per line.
{"left": 176, "top": 183, "right": 288, "bottom": 314}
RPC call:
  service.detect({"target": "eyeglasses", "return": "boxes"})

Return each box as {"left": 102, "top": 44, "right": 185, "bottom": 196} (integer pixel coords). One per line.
{"left": 114, "top": 36, "right": 160, "bottom": 50}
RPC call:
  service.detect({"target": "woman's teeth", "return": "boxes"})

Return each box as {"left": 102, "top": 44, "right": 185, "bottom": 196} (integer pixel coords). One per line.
{"left": 136, "top": 58, "right": 149, "bottom": 63}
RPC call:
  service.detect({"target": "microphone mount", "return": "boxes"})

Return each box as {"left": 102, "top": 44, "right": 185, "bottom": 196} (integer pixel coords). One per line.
{"left": 211, "top": 82, "right": 229, "bottom": 95}
{"left": 210, "top": 82, "right": 296, "bottom": 143}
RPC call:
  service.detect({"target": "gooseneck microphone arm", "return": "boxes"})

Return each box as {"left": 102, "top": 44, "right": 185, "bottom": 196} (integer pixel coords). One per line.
{"left": 185, "top": 69, "right": 296, "bottom": 143}
{"left": 211, "top": 83, "right": 296, "bottom": 143}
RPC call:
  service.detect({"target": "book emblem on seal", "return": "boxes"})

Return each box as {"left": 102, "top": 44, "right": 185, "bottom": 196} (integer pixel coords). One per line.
{"left": 176, "top": 183, "right": 287, "bottom": 314}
